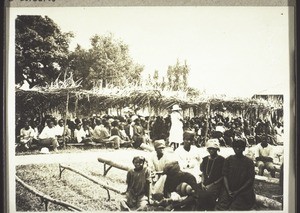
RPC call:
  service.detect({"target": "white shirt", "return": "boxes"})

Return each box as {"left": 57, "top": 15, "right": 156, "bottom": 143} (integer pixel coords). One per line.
{"left": 175, "top": 145, "right": 202, "bottom": 182}
{"left": 74, "top": 128, "right": 87, "bottom": 143}
{"left": 20, "top": 127, "right": 34, "bottom": 140}
{"left": 254, "top": 143, "right": 275, "bottom": 159}
{"left": 215, "top": 125, "right": 225, "bottom": 133}
{"left": 39, "top": 126, "right": 57, "bottom": 139}
{"left": 55, "top": 125, "right": 64, "bottom": 136}
{"left": 148, "top": 151, "right": 177, "bottom": 173}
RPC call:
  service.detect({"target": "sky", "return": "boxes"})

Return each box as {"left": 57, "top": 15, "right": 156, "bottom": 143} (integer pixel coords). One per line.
{"left": 9, "top": 7, "right": 292, "bottom": 97}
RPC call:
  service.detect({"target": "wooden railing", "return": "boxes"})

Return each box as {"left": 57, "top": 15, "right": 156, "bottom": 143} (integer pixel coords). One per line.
{"left": 16, "top": 175, "right": 83, "bottom": 211}
{"left": 59, "top": 164, "right": 123, "bottom": 201}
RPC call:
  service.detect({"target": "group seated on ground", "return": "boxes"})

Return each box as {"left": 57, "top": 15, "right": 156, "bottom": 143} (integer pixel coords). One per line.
{"left": 120, "top": 138, "right": 282, "bottom": 211}
{"left": 16, "top": 111, "right": 284, "bottom": 153}
{"left": 15, "top": 112, "right": 283, "bottom": 211}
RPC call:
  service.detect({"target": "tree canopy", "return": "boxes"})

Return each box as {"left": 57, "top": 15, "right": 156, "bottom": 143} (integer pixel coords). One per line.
{"left": 167, "top": 59, "right": 190, "bottom": 91}
{"left": 69, "top": 34, "right": 144, "bottom": 89}
{"left": 15, "top": 15, "right": 73, "bottom": 88}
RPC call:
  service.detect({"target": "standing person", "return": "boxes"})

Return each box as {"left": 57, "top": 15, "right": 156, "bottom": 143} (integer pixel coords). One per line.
{"left": 215, "top": 138, "right": 256, "bottom": 210}
{"left": 255, "top": 139, "right": 276, "bottom": 178}
{"left": 120, "top": 156, "right": 151, "bottom": 211}
{"left": 38, "top": 119, "right": 59, "bottom": 152}
{"left": 200, "top": 139, "right": 225, "bottom": 204}
{"left": 169, "top": 104, "right": 184, "bottom": 150}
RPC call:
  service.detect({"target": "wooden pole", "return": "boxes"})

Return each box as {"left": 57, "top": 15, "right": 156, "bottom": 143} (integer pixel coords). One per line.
{"left": 97, "top": 157, "right": 131, "bottom": 172}
{"left": 16, "top": 176, "right": 83, "bottom": 211}
{"left": 204, "top": 103, "right": 210, "bottom": 142}
{"left": 59, "top": 164, "right": 123, "bottom": 195}
{"left": 63, "top": 91, "right": 70, "bottom": 149}
{"left": 74, "top": 95, "right": 78, "bottom": 118}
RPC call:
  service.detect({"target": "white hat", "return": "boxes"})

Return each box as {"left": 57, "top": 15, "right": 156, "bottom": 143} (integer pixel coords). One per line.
{"left": 172, "top": 104, "right": 182, "bottom": 111}
{"left": 40, "top": 147, "right": 50, "bottom": 154}
{"left": 206, "top": 139, "right": 220, "bottom": 150}
{"left": 131, "top": 115, "right": 138, "bottom": 121}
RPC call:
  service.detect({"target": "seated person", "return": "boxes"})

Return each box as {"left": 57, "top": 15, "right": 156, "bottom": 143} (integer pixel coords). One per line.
{"left": 274, "top": 122, "right": 284, "bottom": 145}
{"left": 74, "top": 123, "right": 92, "bottom": 143}
{"left": 17, "top": 120, "right": 34, "bottom": 150}
{"left": 90, "top": 119, "right": 121, "bottom": 149}
{"left": 111, "top": 120, "right": 132, "bottom": 147}
{"left": 200, "top": 139, "right": 225, "bottom": 204}
{"left": 153, "top": 161, "right": 215, "bottom": 211}
{"left": 175, "top": 132, "right": 201, "bottom": 182}
{"left": 38, "top": 119, "right": 59, "bottom": 152}
{"left": 148, "top": 140, "right": 176, "bottom": 198}
{"left": 120, "top": 156, "right": 151, "bottom": 211}
{"left": 215, "top": 138, "right": 256, "bottom": 211}
{"left": 55, "top": 119, "right": 71, "bottom": 144}
{"left": 255, "top": 139, "right": 276, "bottom": 178}
{"left": 211, "top": 122, "right": 227, "bottom": 147}
{"left": 132, "top": 119, "right": 147, "bottom": 148}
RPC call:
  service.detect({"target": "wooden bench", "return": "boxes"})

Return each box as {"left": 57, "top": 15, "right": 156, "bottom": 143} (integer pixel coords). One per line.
{"left": 97, "top": 157, "right": 131, "bottom": 176}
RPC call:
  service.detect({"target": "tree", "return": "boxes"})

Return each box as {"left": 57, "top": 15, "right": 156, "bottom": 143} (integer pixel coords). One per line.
{"left": 15, "top": 15, "right": 73, "bottom": 88}
{"left": 166, "top": 59, "right": 190, "bottom": 91}
{"left": 69, "top": 33, "right": 143, "bottom": 89}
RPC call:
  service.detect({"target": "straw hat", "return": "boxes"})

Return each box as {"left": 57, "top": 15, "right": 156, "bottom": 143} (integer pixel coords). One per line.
{"left": 172, "top": 104, "right": 182, "bottom": 111}
{"left": 154, "top": 139, "right": 166, "bottom": 149}
{"left": 206, "top": 139, "right": 220, "bottom": 150}
{"left": 40, "top": 147, "right": 50, "bottom": 154}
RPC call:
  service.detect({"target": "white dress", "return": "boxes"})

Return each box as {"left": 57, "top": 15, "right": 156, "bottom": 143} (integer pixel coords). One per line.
{"left": 169, "top": 111, "right": 183, "bottom": 144}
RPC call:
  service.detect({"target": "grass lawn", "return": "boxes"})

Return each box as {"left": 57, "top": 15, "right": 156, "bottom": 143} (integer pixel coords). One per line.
{"left": 16, "top": 161, "right": 282, "bottom": 211}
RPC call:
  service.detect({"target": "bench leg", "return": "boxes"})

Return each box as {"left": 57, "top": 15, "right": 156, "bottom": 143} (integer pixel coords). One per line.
{"left": 103, "top": 164, "right": 113, "bottom": 176}
{"left": 59, "top": 164, "right": 66, "bottom": 179}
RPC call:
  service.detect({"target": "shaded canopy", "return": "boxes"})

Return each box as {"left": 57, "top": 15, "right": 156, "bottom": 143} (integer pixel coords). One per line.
{"left": 15, "top": 87, "right": 282, "bottom": 118}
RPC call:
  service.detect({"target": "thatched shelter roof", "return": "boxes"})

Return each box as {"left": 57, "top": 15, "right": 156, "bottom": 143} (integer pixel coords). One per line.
{"left": 16, "top": 85, "right": 282, "bottom": 117}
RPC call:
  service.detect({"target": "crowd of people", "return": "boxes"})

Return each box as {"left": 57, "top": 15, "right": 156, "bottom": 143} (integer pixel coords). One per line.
{"left": 121, "top": 138, "right": 267, "bottom": 211}
{"left": 16, "top": 104, "right": 284, "bottom": 153}
{"left": 15, "top": 104, "right": 283, "bottom": 211}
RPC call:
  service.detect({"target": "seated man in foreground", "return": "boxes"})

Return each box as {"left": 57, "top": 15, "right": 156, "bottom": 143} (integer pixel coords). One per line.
{"left": 255, "top": 139, "right": 276, "bottom": 178}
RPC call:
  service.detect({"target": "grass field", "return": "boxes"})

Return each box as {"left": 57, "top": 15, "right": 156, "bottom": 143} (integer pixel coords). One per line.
{"left": 16, "top": 161, "right": 282, "bottom": 211}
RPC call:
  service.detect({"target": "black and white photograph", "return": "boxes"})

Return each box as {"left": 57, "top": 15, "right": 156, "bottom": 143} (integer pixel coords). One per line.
{"left": 6, "top": 3, "right": 295, "bottom": 213}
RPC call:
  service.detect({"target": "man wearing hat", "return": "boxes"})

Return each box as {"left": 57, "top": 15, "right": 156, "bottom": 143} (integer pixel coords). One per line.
{"left": 200, "top": 139, "right": 225, "bottom": 206}
{"left": 148, "top": 140, "right": 176, "bottom": 198}
{"left": 169, "top": 104, "right": 184, "bottom": 150}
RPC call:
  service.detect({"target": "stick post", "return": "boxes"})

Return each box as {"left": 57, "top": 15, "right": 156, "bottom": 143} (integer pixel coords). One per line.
{"left": 204, "top": 103, "right": 210, "bottom": 142}
{"left": 63, "top": 91, "right": 70, "bottom": 148}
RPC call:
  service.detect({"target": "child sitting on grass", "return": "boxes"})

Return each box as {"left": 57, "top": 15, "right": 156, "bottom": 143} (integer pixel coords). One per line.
{"left": 120, "top": 156, "right": 151, "bottom": 211}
